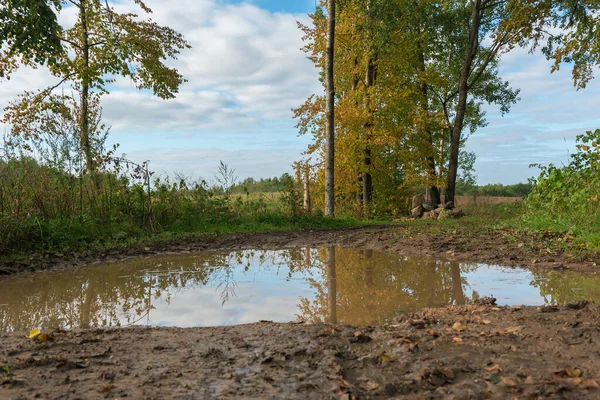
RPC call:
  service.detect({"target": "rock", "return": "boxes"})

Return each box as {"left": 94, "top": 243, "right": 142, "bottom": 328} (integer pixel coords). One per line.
{"left": 422, "top": 201, "right": 435, "bottom": 211}
{"left": 433, "top": 208, "right": 443, "bottom": 215}
{"left": 444, "top": 201, "right": 454, "bottom": 209}
{"left": 429, "top": 211, "right": 438, "bottom": 220}
{"left": 411, "top": 206, "right": 423, "bottom": 218}
{"left": 451, "top": 207, "right": 464, "bottom": 218}
{"left": 412, "top": 194, "right": 424, "bottom": 209}
{"left": 438, "top": 208, "right": 450, "bottom": 220}
{"left": 421, "top": 212, "right": 432, "bottom": 220}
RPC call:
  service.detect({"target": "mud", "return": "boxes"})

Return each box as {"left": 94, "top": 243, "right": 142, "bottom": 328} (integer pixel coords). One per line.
{"left": 1, "top": 303, "right": 600, "bottom": 399}
{"left": 1, "top": 224, "right": 599, "bottom": 399}
{"left": 1, "top": 223, "right": 598, "bottom": 277}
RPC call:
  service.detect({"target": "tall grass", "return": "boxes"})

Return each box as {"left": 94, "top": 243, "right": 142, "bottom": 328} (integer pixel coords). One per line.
{"left": 0, "top": 155, "right": 357, "bottom": 256}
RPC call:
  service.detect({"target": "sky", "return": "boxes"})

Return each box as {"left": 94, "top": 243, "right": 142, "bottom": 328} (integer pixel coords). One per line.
{"left": 0, "top": 0, "right": 599, "bottom": 185}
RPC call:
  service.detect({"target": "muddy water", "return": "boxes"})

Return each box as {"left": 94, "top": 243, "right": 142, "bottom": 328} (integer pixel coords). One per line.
{"left": 0, "top": 248, "right": 599, "bottom": 331}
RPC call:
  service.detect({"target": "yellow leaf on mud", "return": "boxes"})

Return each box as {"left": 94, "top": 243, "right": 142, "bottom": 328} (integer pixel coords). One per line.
{"left": 484, "top": 364, "right": 502, "bottom": 372}
{"left": 502, "top": 377, "right": 518, "bottom": 387}
{"left": 37, "top": 333, "right": 55, "bottom": 343}
{"left": 566, "top": 368, "right": 582, "bottom": 378}
{"left": 452, "top": 337, "right": 463, "bottom": 343}
{"left": 505, "top": 326, "right": 522, "bottom": 335}
{"left": 28, "top": 329, "right": 41, "bottom": 339}
{"left": 452, "top": 322, "right": 467, "bottom": 332}
{"left": 482, "top": 320, "right": 492, "bottom": 325}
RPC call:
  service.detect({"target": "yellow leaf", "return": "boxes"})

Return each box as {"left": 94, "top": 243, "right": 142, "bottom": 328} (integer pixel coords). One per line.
{"left": 566, "top": 368, "right": 582, "bottom": 378}
{"left": 452, "top": 337, "right": 462, "bottom": 343}
{"left": 37, "top": 333, "right": 55, "bottom": 343}
{"left": 452, "top": 322, "right": 467, "bottom": 332}
{"left": 28, "top": 329, "right": 41, "bottom": 339}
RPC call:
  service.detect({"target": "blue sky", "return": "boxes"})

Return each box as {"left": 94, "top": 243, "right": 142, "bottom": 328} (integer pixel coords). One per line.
{"left": 1, "top": 0, "right": 599, "bottom": 185}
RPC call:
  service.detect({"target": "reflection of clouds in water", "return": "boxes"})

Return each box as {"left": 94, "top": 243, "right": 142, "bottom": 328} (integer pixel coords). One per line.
{"left": 463, "top": 266, "right": 548, "bottom": 306}
{"left": 1, "top": 249, "right": 600, "bottom": 331}
{"left": 149, "top": 288, "right": 303, "bottom": 327}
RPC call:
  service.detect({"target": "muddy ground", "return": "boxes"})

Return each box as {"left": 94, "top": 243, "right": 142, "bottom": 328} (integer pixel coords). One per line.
{"left": 1, "top": 223, "right": 600, "bottom": 399}
{"left": 1, "top": 222, "right": 598, "bottom": 276}
{"left": 2, "top": 303, "right": 600, "bottom": 399}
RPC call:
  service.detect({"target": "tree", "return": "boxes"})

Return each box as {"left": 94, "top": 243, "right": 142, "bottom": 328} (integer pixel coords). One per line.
{"left": 0, "top": 0, "right": 62, "bottom": 78}
{"left": 325, "top": 0, "right": 336, "bottom": 216}
{"left": 2, "top": 0, "right": 190, "bottom": 172}
{"left": 295, "top": 0, "right": 518, "bottom": 216}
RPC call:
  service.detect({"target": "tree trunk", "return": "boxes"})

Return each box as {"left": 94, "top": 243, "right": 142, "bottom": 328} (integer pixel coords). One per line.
{"left": 303, "top": 163, "right": 311, "bottom": 212}
{"left": 326, "top": 247, "right": 337, "bottom": 324}
{"left": 446, "top": 1, "right": 482, "bottom": 204}
{"left": 79, "top": 1, "right": 93, "bottom": 173}
{"left": 416, "top": 36, "right": 441, "bottom": 205}
{"left": 324, "top": 0, "right": 336, "bottom": 216}
{"left": 362, "top": 58, "right": 375, "bottom": 216}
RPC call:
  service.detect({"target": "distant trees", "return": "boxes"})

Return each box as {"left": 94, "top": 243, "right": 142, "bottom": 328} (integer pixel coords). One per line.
{"left": 227, "top": 174, "right": 295, "bottom": 195}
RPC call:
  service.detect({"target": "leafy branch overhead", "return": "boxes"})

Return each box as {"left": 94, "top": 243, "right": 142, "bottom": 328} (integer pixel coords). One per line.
{"left": 1, "top": 0, "right": 191, "bottom": 172}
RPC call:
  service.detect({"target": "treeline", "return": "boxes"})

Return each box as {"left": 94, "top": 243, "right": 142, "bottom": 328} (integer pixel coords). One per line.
{"left": 455, "top": 183, "right": 532, "bottom": 198}
{"left": 228, "top": 174, "right": 294, "bottom": 195}
{"left": 297, "top": 0, "right": 600, "bottom": 218}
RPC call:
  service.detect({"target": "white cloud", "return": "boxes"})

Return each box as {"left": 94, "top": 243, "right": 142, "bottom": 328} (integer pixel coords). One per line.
{"left": 467, "top": 45, "right": 600, "bottom": 184}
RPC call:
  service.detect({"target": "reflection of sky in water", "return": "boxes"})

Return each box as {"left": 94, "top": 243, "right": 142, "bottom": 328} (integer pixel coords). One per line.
{"left": 0, "top": 249, "right": 598, "bottom": 331}
{"left": 463, "top": 265, "right": 551, "bottom": 306}
{"left": 149, "top": 266, "right": 321, "bottom": 327}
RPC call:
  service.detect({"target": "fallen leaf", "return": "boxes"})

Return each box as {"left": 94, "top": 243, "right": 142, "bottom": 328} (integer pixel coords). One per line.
{"left": 502, "top": 377, "right": 518, "bottom": 387}
{"left": 505, "top": 326, "right": 521, "bottom": 335}
{"left": 524, "top": 376, "right": 536, "bottom": 385}
{"left": 566, "top": 368, "right": 582, "bottom": 378}
{"left": 37, "top": 333, "right": 55, "bottom": 343}
{"left": 482, "top": 320, "right": 492, "bottom": 325}
{"left": 426, "top": 329, "right": 439, "bottom": 338}
{"left": 484, "top": 364, "right": 502, "bottom": 372}
{"left": 452, "top": 322, "right": 467, "bottom": 332}
{"left": 452, "top": 337, "right": 462, "bottom": 343}
{"left": 27, "top": 329, "right": 41, "bottom": 340}
{"left": 358, "top": 380, "right": 380, "bottom": 391}
{"left": 582, "top": 379, "right": 600, "bottom": 390}
{"left": 99, "top": 385, "right": 116, "bottom": 393}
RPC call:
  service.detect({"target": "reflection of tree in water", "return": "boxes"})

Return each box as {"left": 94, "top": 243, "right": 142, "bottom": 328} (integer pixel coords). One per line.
{"left": 3, "top": 248, "right": 597, "bottom": 332}
{"left": 296, "top": 249, "right": 472, "bottom": 325}
{"left": 530, "top": 270, "right": 600, "bottom": 305}
{"left": 0, "top": 249, "right": 308, "bottom": 332}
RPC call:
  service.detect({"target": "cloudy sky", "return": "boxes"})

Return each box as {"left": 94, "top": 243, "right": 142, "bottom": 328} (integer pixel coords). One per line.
{"left": 1, "top": 0, "right": 599, "bottom": 185}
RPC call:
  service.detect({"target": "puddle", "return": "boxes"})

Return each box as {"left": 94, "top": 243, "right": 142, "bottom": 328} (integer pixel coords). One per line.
{"left": 0, "top": 248, "right": 599, "bottom": 331}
